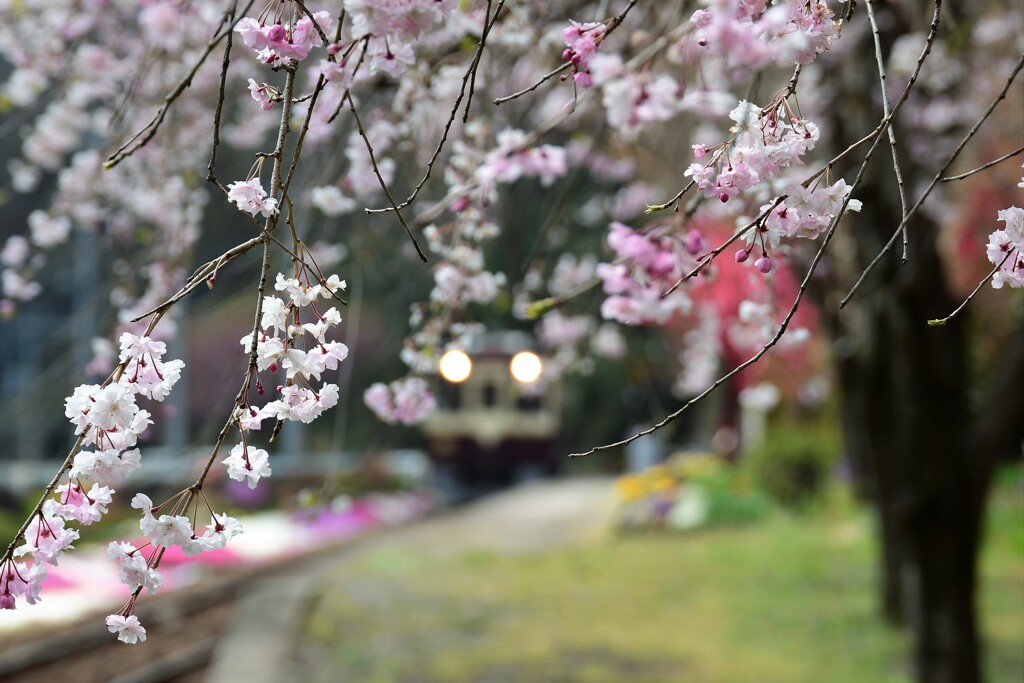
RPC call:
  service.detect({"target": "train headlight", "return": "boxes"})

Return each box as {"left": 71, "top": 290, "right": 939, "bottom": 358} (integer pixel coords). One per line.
{"left": 509, "top": 351, "right": 543, "bottom": 384}
{"left": 439, "top": 349, "right": 472, "bottom": 383}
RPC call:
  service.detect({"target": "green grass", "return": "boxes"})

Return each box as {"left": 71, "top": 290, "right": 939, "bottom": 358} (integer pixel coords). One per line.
{"left": 299, "top": 476, "right": 1023, "bottom": 683}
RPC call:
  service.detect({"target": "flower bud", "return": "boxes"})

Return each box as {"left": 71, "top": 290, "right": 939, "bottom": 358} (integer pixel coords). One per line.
{"left": 684, "top": 229, "right": 706, "bottom": 256}
{"left": 734, "top": 248, "right": 749, "bottom": 263}
{"left": 267, "top": 24, "right": 287, "bottom": 43}
{"left": 755, "top": 256, "right": 775, "bottom": 273}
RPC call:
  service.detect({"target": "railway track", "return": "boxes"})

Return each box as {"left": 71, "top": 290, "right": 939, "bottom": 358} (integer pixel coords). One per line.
{"left": 0, "top": 497, "right": 440, "bottom": 683}
{"left": 0, "top": 559, "right": 272, "bottom": 683}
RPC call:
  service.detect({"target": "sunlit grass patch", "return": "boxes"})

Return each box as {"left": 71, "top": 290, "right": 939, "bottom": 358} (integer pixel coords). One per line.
{"left": 297, "top": 474, "right": 1023, "bottom": 683}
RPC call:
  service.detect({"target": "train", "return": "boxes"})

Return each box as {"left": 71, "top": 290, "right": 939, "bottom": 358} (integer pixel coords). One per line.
{"left": 420, "top": 330, "right": 563, "bottom": 493}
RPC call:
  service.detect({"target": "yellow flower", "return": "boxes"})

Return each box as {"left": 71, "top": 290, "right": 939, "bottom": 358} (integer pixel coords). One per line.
{"left": 615, "top": 475, "right": 645, "bottom": 502}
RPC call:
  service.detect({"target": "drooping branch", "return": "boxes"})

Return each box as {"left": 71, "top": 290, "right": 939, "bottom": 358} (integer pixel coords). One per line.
{"left": 104, "top": 2, "right": 255, "bottom": 169}
{"left": 841, "top": 51, "right": 1024, "bottom": 308}
{"left": 366, "top": 0, "right": 506, "bottom": 215}
{"left": 345, "top": 92, "right": 429, "bottom": 262}
{"left": 941, "top": 144, "right": 1024, "bottom": 182}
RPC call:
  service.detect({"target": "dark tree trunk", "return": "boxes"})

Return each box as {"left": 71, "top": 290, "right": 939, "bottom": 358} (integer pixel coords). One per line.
{"left": 832, "top": 196, "right": 983, "bottom": 682}
{"left": 814, "top": 3, "right": 1018, "bottom": 680}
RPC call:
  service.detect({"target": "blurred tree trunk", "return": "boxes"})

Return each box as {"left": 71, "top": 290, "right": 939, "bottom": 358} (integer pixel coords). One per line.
{"left": 816, "top": 3, "right": 1024, "bottom": 681}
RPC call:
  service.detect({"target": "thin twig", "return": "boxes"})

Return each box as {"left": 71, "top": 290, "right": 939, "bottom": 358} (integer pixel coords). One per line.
{"left": 366, "top": 0, "right": 505, "bottom": 215}
{"left": 104, "top": 3, "right": 253, "bottom": 169}
{"left": 493, "top": 0, "right": 638, "bottom": 106}
{"left": 522, "top": 277, "right": 602, "bottom": 319}
{"left": 927, "top": 256, "right": 1009, "bottom": 326}
{"left": 206, "top": 4, "right": 235, "bottom": 186}
{"left": 494, "top": 62, "right": 572, "bottom": 106}
{"left": 660, "top": 200, "right": 783, "bottom": 299}
{"left": 463, "top": 0, "right": 498, "bottom": 123}
{"left": 941, "top": 144, "right": 1024, "bottom": 182}
{"left": 126, "top": 56, "right": 302, "bottom": 609}
{"left": 646, "top": 179, "right": 696, "bottom": 214}
{"left": 865, "top": 0, "right": 909, "bottom": 260}
{"left": 346, "top": 92, "right": 428, "bottom": 261}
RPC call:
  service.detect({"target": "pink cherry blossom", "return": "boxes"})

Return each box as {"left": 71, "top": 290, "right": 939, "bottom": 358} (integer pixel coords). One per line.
{"left": 227, "top": 178, "right": 279, "bottom": 218}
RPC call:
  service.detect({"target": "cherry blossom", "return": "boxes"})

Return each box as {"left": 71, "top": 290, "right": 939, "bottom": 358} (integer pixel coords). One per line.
{"left": 16, "top": 512, "right": 79, "bottom": 565}
{"left": 563, "top": 20, "right": 606, "bottom": 89}
{"left": 235, "top": 11, "right": 332, "bottom": 66}
{"left": 988, "top": 207, "right": 1024, "bottom": 289}
{"left": 364, "top": 377, "right": 437, "bottom": 426}
{"left": 107, "top": 542, "right": 163, "bottom": 595}
{"left": 131, "top": 493, "right": 195, "bottom": 548}
{"left": 105, "top": 614, "right": 147, "bottom": 644}
{"left": 223, "top": 444, "right": 272, "bottom": 489}
{"left": 227, "top": 178, "right": 279, "bottom": 218}
{"left": 596, "top": 221, "right": 695, "bottom": 325}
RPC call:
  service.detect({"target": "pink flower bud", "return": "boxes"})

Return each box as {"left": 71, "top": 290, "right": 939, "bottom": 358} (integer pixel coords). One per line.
{"left": 266, "top": 24, "right": 287, "bottom": 44}
{"left": 684, "top": 229, "right": 706, "bottom": 256}
{"left": 718, "top": 192, "right": 730, "bottom": 203}
{"left": 573, "top": 71, "right": 593, "bottom": 89}
{"left": 734, "top": 248, "right": 750, "bottom": 263}
{"left": 755, "top": 256, "right": 775, "bottom": 273}
{"left": 327, "top": 43, "right": 341, "bottom": 56}
{"left": 692, "top": 144, "right": 707, "bottom": 160}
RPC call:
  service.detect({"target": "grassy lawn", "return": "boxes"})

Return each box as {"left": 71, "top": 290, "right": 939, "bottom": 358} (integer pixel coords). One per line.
{"left": 302, "top": 474, "right": 1020, "bottom": 682}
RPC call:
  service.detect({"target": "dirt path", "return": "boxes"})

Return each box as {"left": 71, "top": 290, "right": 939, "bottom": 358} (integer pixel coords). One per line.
{"left": 207, "top": 477, "right": 617, "bottom": 683}
{"left": 361, "top": 476, "right": 617, "bottom": 555}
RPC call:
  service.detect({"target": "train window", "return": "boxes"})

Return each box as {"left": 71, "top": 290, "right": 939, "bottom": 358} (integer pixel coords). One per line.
{"left": 517, "top": 395, "right": 541, "bottom": 412}
{"left": 482, "top": 383, "right": 498, "bottom": 407}
{"left": 438, "top": 381, "right": 461, "bottom": 409}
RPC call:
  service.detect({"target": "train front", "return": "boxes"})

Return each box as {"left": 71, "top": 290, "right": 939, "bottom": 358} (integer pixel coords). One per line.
{"left": 420, "top": 331, "right": 562, "bottom": 490}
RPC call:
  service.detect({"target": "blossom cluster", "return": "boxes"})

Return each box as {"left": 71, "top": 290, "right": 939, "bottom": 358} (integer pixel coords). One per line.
{"left": 346, "top": 0, "right": 456, "bottom": 77}
{"left": 596, "top": 222, "right": 701, "bottom": 325}
{"left": 66, "top": 333, "right": 183, "bottom": 455}
{"left": 236, "top": 271, "right": 348, "bottom": 432}
{"left": 987, "top": 207, "right": 1024, "bottom": 289}
{"left": 587, "top": 55, "right": 683, "bottom": 137}
{"left": 473, "top": 128, "right": 569, "bottom": 205}
{"left": 562, "top": 20, "right": 607, "bottom": 89}
{"left": 0, "top": 2, "right": 216, "bottom": 318}
{"left": 2, "top": 333, "right": 183, "bottom": 620}
{"left": 98, "top": 495, "right": 244, "bottom": 644}
{"left": 365, "top": 122, "right": 571, "bottom": 414}
{"left": 235, "top": 11, "right": 333, "bottom": 66}
{"left": 534, "top": 310, "right": 627, "bottom": 381}
{"left": 690, "top": 0, "right": 841, "bottom": 68}
{"left": 754, "top": 178, "right": 862, "bottom": 249}
{"left": 364, "top": 377, "right": 437, "bottom": 425}
{"left": 686, "top": 99, "right": 820, "bottom": 204}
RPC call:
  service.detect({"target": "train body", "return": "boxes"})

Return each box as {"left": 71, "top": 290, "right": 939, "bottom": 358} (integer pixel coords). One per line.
{"left": 421, "top": 331, "right": 562, "bottom": 488}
